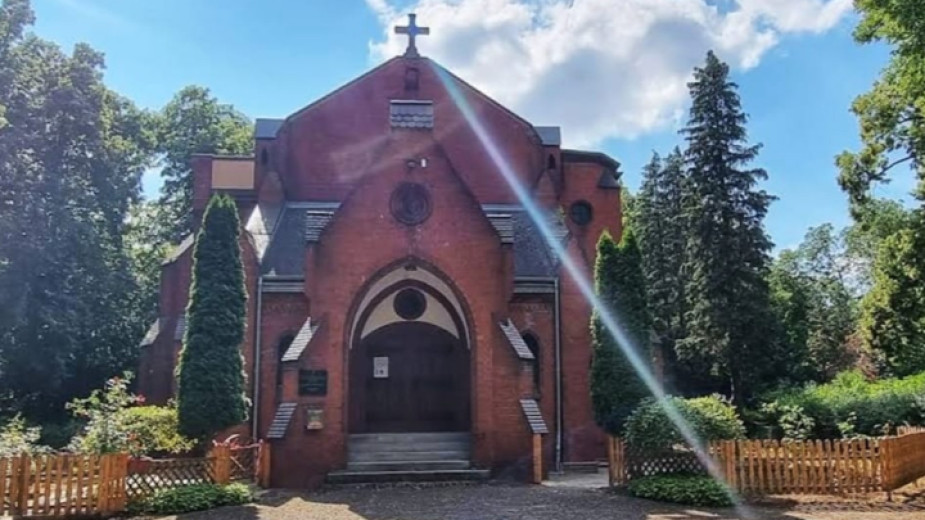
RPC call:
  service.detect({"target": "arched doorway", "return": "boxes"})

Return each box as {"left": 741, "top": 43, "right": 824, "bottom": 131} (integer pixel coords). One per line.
{"left": 347, "top": 266, "right": 471, "bottom": 433}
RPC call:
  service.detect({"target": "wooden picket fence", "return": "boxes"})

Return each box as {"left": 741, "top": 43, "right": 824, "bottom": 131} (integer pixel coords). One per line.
{"left": 0, "top": 441, "right": 271, "bottom": 518}
{"left": 608, "top": 430, "right": 925, "bottom": 497}
{"left": 0, "top": 454, "right": 128, "bottom": 517}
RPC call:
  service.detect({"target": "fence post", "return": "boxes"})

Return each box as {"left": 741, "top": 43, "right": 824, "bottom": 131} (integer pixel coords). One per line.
{"left": 881, "top": 436, "right": 894, "bottom": 500}
{"left": 607, "top": 437, "right": 625, "bottom": 487}
{"left": 257, "top": 442, "right": 272, "bottom": 488}
{"left": 211, "top": 445, "right": 231, "bottom": 485}
{"left": 16, "top": 454, "right": 31, "bottom": 517}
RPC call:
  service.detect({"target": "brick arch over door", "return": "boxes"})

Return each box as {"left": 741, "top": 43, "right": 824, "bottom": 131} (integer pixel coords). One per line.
{"left": 346, "top": 258, "right": 473, "bottom": 433}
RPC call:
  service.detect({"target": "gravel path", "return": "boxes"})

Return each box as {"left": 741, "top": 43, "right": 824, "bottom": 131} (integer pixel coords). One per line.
{"left": 150, "top": 480, "right": 925, "bottom": 520}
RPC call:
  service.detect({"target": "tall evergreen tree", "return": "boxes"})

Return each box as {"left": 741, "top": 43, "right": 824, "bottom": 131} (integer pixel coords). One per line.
{"left": 176, "top": 195, "right": 248, "bottom": 439}
{"left": 677, "top": 51, "right": 775, "bottom": 402}
{"left": 636, "top": 148, "right": 687, "bottom": 390}
{"left": 590, "top": 229, "right": 650, "bottom": 435}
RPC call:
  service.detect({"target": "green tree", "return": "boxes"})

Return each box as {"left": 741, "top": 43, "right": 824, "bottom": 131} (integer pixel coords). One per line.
{"left": 156, "top": 86, "right": 252, "bottom": 244}
{"left": 677, "top": 51, "right": 776, "bottom": 402}
{"left": 769, "top": 225, "right": 861, "bottom": 382}
{"left": 0, "top": 0, "right": 155, "bottom": 420}
{"left": 836, "top": 0, "right": 925, "bottom": 214}
{"left": 859, "top": 225, "right": 925, "bottom": 376}
{"left": 176, "top": 195, "right": 248, "bottom": 439}
{"left": 843, "top": 199, "right": 915, "bottom": 291}
{"left": 836, "top": 1, "right": 925, "bottom": 375}
{"left": 590, "top": 229, "right": 650, "bottom": 435}
{"left": 636, "top": 149, "right": 687, "bottom": 391}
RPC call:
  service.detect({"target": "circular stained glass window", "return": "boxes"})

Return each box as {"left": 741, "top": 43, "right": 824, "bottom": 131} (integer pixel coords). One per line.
{"left": 569, "top": 200, "right": 593, "bottom": 226}
{"left": 394, "top": 288, "right": 427, "bottom": 320}
{"left": 390, "top": 182, "right": 432, "bottom": 226}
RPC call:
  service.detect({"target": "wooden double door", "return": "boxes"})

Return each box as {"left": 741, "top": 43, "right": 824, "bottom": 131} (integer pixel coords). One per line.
{"left": 349, "top": 322, "right": 470, "bottom": 433}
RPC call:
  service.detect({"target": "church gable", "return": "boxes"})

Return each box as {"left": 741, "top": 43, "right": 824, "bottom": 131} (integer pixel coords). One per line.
{"left": 269, "top": 55, "right": 544, "bottom": 204}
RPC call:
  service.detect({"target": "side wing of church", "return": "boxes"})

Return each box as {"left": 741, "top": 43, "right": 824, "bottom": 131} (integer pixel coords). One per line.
{"left": 138, "top": 26, "right": 623, "bottom": 487}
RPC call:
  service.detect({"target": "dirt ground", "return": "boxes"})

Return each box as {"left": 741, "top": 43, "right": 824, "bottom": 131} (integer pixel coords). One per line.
{"left": 149, "top": 476, "right": 925, "bottom": 520}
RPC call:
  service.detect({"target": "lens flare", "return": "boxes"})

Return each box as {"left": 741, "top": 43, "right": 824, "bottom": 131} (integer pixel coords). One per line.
{"left": 431, "top": 62, "right": 753, "bottom": 517}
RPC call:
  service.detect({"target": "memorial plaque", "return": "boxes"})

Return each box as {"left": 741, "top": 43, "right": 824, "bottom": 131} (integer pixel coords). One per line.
{"left": 298, "top": 370, "right": 328, "bottom": 396}
{"left": 373, "top": 356, "right": 389, "bottom": 379}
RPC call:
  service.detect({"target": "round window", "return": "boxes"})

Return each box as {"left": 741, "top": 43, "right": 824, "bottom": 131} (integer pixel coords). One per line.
{"left": 393, "top": 288, "right": 427, "bottom": 320}
{"left": 390, "top": 183, "right": 432, "bottom": 226}
{"left": 569, "top": 201, "right": 593, "bottom": 226}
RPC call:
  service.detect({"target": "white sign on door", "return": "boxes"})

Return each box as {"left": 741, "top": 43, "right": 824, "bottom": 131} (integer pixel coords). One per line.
{"left": 373, "top": 356, "right": 389, "bottom": 379}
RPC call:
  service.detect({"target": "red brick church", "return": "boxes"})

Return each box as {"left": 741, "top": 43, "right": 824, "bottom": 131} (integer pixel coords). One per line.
{"left": 138, "top": 15, "right": 623, "bottom": 487}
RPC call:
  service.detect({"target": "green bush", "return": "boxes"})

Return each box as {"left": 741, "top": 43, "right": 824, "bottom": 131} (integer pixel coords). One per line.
{"left": 128, "top": 483, "right": 252, "bottom": 515}
{"left": 624, "top": 396, "right": 746, "bottom": 456}
{"left": 68, "top": 375, "right": 193, "bottom": 456}
{"left": 120, "top": 406, "right": 195, "bottom": 456}
{"left": 0, "top": 416, "right": 51, "bottom": 457}
{"left": 760, "top": 370, "right": 925, "bottom": 438}
{"left": 628, "top": 475, "right": 733, "bottom": 507}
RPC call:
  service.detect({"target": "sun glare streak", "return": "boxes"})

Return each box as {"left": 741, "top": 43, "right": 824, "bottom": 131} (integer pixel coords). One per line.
{"left": 431, "top": 63, "right": 753, "bottom": 517}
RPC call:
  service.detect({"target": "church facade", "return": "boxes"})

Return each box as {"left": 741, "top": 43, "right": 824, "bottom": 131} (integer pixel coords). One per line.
{"left": 138, "top": 19, "right": 623, "bottom": 488}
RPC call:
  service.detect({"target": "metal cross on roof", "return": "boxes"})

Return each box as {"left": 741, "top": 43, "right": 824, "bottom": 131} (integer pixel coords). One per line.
{"left": 394, "top": 13, "right": 430, "bottom": 58}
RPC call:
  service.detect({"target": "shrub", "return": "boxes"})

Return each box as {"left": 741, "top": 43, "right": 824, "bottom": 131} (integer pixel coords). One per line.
{"left": 628, "top": 475, "right": 733, "bottom": 507}
{"left": 0, "top": 416, "right": 51, "bottom": 457}
{"left": 120, "top": 406, "right": 195, "bottom": 456}
{"left": 128, "top": 483, "right": 252, "bottom": 515}
{"left": 68, "top": 375, "right": 193, "bottom": 456}
{"left": 760, "top": 370, "right": 925, "bottom": 438}
{"left": 624, "top": 396, "right": 745, "bottom": 456}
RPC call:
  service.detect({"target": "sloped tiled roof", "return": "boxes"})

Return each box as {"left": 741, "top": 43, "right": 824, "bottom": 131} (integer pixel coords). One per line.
{"left": 245, "top": 203, "right": 283, "bottom": 261}
{"left": 485, "top": 212, "right": 514, "bottom": 244}
{"left": 174, "top": 315, "right": 186, "bottom": 341}
{"left": 261, "top": 203, "right": 340, "bottom": 277}
{"left": 520, "top": 398, "right": 549, "bottom": 434}
{"left": 255, "top": 118, "right": 284, "bottom": 139}
{"left": 534, "top": 126, "right": 561, "bottom": 146}
{"left": 281, "top": 317, "right": 318, "bottom": 363}
{"left": 162, "top": 234, "right": 194, "bottom": 265}
{"left": 140, "top": 318, "right": 163, "bottom": 347}
{"left": 512, "top": 212, "right": 560, "bottom": 277}
{"left": 304, "top": 211, "right": 335, "bottom": 242}
{"left": 267, "top": 403, "right": 297, "bottom": 439}
{"left": 499, "top": 319, "right": 534, "bottom": 360}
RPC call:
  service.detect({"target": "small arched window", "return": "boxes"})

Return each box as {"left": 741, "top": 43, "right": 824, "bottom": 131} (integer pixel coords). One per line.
{"left": 547, "top": 154, "right": 557, "bottom": 170}
{"left": 522, "top": 332, "right": 541, "bottom": 394}
{"left": 260, "top": 148, "right": 269, "bottom": 166}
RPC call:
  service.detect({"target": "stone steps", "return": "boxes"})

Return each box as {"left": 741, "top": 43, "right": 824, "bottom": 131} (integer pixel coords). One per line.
{"left": 326, "top": 468, "right": 490, "bottom": 485}
{"left": 327, "top": 432, "right": 482, "bottom": 485}
{"left": 349, "top": 450, "right": 469, "bottom": 463}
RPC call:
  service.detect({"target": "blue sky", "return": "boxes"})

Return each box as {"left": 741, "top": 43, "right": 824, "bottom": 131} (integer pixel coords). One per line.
{"left": 32, "top": 0, "right": 901, "bottom": 251}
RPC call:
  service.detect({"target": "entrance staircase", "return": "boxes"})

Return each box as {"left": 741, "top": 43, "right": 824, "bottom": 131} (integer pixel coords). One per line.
{"left": 326, "top": 432, "right": 490, "bottom": 484}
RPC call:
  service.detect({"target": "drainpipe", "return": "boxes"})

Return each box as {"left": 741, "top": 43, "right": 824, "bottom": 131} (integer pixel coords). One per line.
{"left": 252, "top": 275, "right": 264, "bottom": 441}
{"left": 554, "top": 276, "right": 563, "bottom": 472}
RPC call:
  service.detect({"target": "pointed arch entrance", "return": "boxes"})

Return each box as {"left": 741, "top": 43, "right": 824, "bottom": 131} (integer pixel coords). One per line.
{"left": 347, "top": 261, "right": 471, "bottom": 433}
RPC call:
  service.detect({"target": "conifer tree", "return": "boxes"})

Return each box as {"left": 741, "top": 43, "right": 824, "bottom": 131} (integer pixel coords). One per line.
{"left": 590, "top": 229, "right": 650, "bottom": 435}
{"left": 177, "top": 195, "right": 248, "bottom": 439}
{"left": 636, "top": 149, "right": 687, "bottom": 389}
{"left": 677, "top": 52, "right": 775, "bottom": 401}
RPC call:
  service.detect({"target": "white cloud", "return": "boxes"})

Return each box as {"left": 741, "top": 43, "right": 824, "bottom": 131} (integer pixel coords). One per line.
{"left": 367, "top": 0, "right": 852, "bottom": 147}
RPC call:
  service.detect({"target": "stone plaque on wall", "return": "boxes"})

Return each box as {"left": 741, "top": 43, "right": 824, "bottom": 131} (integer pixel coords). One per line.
{"left": 298, "top": 370, "right": 328, "bottom": 396}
